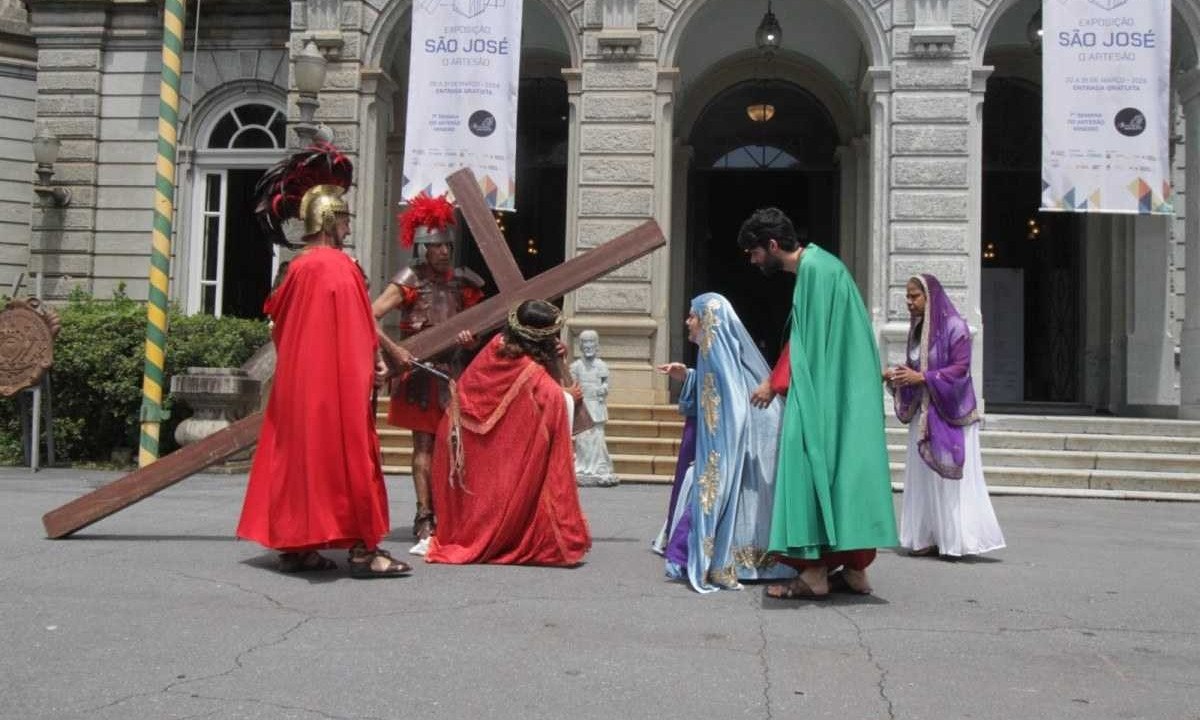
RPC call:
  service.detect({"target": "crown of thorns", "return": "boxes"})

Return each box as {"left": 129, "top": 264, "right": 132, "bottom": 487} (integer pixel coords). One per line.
{"left": 506, "top": 304, "right": 564, "bottom": 340}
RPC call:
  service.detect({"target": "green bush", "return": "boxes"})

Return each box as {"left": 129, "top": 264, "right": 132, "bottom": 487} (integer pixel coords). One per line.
{"left": 0, "top": 286, "right": 269, "bottom": 465}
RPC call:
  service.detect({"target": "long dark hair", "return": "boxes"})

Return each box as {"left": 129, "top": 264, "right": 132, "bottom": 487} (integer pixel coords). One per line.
{"left": 499, "top": 299, "right": 561, "bottom": 371}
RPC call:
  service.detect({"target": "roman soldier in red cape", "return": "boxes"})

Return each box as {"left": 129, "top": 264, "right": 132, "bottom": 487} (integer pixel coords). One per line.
{"left": 373, "top": 192, "right": 486, "bottom": 556}
{"left": 236, "top": 142, "right": 409, "bottom": 578}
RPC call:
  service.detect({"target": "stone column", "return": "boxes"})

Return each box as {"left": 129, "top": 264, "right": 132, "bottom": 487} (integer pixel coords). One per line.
{"left": 667, "top": 139, "right": 691, "bottom": 365}
{"left": 1126, "top": 214, "right": 1177, "bottom": 410}
{"left": 866, "top": 66, "right": 892, "bottom": 336}
{"left": 1179, "top": 70, "right": 1200, "bottom": 418}
{"left": 882, "top": 56, "right": 974, "bottom": 374}
{"left": 355, "top": 68, "right": 398, "bottom": 287}
{"left": 853, "top": 135, "right": 870, "bottom": 301}
{"left": 287, "top": 0, "right": 357, "bottom": 248}
{"left": 967, "top": 66, "right": 991, "bottom": 408}
{"left": 28, "top": 2, "right": 110, "bottom": 299}
{"left": 835, "top": 143, "right": 858, "bottom": 295}
{"left": 567, "top": 2, "right": 664, "bottom": 403}
{"left": 0, "top": 0, "right": 34, "bottom": 291}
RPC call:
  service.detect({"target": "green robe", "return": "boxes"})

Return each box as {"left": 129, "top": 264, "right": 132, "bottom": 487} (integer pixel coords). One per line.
{"left": 768, "top": 245, "right": 898, "bottom": 558}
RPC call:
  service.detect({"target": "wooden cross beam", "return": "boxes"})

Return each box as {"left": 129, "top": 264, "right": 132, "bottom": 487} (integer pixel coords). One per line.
{"left": 444, "top": 168, "right": 593, "bottom": 433}
{"left": 42, "top": 169, "right": 666, "bottom": 539}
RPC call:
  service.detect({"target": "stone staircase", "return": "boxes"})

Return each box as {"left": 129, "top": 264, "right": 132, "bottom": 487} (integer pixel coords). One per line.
{"left": 377, "top": 402, "right": 1200, "bottom": 495}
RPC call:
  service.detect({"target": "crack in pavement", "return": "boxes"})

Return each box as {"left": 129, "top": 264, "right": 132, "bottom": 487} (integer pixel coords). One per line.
{"left": 834, "top": 607, "right": 896, "bottom": 720}
{"left": 174, "top": 571, "right": 310, "bottom": 616}
{"left": 755, "top": 609, "right": 774, "bottom": 720}
{"left": 81, "top": 615, "right": 316, "bottom": 716}
{"left": 165, "top": 616, "right": 315, "bottom": 694}
{"left": 866, "top": 624, "right": 1199, "bottom": 638}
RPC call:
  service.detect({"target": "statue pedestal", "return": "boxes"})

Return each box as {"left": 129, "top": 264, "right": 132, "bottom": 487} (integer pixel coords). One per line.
{"left": 170, "top": 367, "right": 260, "bottom": 473}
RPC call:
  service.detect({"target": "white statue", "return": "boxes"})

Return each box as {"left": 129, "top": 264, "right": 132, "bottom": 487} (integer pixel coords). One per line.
{"left": 570, "top": 330, "right": 618, "bottom": 487}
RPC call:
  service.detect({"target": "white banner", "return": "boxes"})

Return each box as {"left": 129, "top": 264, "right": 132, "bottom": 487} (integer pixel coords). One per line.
{"left": 1042, "top": 0, "right": 1172, "bottom": 214}
{"left": 403, "top": 0, "right": 522, "bottom": 211}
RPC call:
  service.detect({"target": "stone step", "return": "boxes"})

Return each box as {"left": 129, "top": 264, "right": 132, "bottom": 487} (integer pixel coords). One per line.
{"left": 979, "top": 414, "right": 1200, "bottom": 438}
{"left": 607, "top": 404, "right": 681, "bottom": 422}
{"left": 379, "top": 430, "right": 681, "bottom": 454}
{"left": 606, "top": 419, "right": 686, "bottom": 437}
{"left": 611, "top": 453, "right": 680, "bottom": 477}
{"left": 888, "top": 463, "right": 1200, "bottom": 494}
{"left": 886, "top": 446, "right": 1200, "bottom": 473}
{"left": 886, "top": 428, "right": 1200, "bottom": 455}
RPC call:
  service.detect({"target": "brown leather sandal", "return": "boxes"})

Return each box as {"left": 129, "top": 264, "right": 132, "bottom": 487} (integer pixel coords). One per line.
{"left": 412, "top": 510, "right": 436, "bottom": 540}
{"left": 348, "top": 546, "right": 411, "bottom": 579}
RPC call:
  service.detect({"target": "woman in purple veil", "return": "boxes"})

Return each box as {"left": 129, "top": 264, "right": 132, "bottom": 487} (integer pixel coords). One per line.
{"left": 885, "top": 274, "right": 1005, "bottom": 558}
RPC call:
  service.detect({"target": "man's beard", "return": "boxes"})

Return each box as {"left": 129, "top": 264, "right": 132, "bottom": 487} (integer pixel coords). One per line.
{"left": 757, "top": 253, "right": 783, "bottom": 276}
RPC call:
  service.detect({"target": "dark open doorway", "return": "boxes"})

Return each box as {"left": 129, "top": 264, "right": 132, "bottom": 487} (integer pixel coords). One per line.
{"left": 461, "top": 76, "right": 567, "bottom": 293}
{"left": 684, "top": 80, "right": 839, "bottom": 365}
{"left": 221, "top": 168, "right": 273, "bottom": 320}
{"left": 982, "top": 76, "right": 1085, "bottom": 409}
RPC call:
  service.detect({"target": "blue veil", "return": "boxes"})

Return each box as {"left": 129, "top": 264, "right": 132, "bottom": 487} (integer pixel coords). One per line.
{"left": 664, "top": 293, "right": 792, "bottom": 593}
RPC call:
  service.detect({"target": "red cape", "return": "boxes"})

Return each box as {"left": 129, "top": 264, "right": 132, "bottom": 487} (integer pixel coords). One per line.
{"left": 237, "top": 247, "right": 390, "bottom": 551}
{"left": 427, "top": 336, "right": 590, "bottom": 566}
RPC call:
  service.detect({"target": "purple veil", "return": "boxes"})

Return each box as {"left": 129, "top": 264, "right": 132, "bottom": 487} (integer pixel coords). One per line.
{"left": 893, "top": 274, "right": 979, "bottom": 479}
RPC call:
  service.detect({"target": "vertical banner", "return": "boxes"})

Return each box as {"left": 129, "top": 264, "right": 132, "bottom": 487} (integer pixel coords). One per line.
{"left": 403, "top": 0, "right": 523, "bottom": 210}
{"left": 1042, "top": 0, "right": 1173, "bottom": 214}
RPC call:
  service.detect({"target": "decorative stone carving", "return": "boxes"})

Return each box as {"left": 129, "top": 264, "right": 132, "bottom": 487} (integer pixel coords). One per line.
{"left": 303, "top": 0, "right": 345, "bottom": 58}
{"left": 170, "top": 368, "right": 261, "bottom": 467}
{"left": 0, "top": 298, "right": 60, "bottom": 398}
{"left": 598, "top": 0, "right": 641, "bottom": 58}
{"left": 570, "top": 330, "right": 618, "bottom": 487}
{"left": 909, "top": 0, "right": 955, "bottom": 57}
{"left": 0, "top": 0, "right": 28, "bottom": 24}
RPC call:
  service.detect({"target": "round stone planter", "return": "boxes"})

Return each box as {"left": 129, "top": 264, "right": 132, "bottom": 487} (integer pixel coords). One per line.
{"left": 170, "top": 367, "right": 261, "bottom": 472}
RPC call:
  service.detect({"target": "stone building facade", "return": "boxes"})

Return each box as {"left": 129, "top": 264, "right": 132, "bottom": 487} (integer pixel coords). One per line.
{"left": 10, "top": 0, "right": 1200, "bottom": 418}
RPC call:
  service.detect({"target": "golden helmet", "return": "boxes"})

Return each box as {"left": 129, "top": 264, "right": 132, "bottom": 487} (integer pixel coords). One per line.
{"left": 299, "top": 184, "right": 349, "bottom": 235}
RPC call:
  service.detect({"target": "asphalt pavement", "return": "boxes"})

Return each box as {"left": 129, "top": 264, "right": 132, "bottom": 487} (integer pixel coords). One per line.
{"left": 2, "top": 468, "right": 1198, "bottom": 720}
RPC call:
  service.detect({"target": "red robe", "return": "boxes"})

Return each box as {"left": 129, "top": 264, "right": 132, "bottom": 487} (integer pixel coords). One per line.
{"left": 237, "top": 247, "right": 390, "bottom": 551}
{"left": 427, "top": 336, "right": 590, "bottom": 566}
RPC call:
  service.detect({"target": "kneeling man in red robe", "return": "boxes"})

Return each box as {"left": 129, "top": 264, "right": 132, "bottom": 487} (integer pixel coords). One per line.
{"left": 427, "top": 300, "right": 591, "bottom": 566}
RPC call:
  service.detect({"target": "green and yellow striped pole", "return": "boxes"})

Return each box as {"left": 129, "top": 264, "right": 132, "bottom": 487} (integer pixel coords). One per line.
{"left": 138, "top": 0, "right": 186, "bottom": 467}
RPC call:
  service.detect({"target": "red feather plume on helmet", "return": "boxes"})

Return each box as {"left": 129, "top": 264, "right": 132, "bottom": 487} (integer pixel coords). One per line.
{"left": 398, "top": 192, "right": 456, "bottom": 249}
{"left": 254, "top": 141, "right": 353, "bottom": 247}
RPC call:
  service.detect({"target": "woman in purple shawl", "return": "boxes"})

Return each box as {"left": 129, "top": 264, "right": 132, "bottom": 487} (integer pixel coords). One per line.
{"left": 885, "top": 275, "right": 1005, "bottom": 558}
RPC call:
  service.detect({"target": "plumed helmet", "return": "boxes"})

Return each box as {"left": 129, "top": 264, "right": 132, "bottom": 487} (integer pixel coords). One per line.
{"left": 254, "top": 142, "right": 353, "bottom": 247}
{"left": 399, "top": 192, "right": 456, "bottom": 249}
{"left": 299, "top": 184, "right": 349, "bottom": 235}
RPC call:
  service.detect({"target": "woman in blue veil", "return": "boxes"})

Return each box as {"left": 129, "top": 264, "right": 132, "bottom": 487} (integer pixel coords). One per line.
{"left": 652, "top": 293, "right": 794, "bottom": 593}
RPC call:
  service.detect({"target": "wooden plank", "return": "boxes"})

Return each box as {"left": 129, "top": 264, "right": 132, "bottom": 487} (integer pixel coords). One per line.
{"left": 43, "top": 413, "right": 264, "bottom": 539}
{"left": 446, "top": 168, "right": 525, "bottom": 293}
{"left": 42, "top": 217, "right": 664, "bottom": 539}
{"left": 402, "top": 220, "right": 665, "bottom": 360}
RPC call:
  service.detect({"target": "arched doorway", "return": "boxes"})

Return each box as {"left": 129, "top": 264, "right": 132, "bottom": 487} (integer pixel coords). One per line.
{"left": 684, "top": 79, "right": 839, "bottom": 364}
{"left": 370, "top": 0, "right": 575, "bottom": 298}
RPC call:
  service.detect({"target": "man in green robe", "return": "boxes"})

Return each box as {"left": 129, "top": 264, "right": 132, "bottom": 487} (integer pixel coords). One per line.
{"left": 740, "top": 207, "right": 898, "bottom": 599}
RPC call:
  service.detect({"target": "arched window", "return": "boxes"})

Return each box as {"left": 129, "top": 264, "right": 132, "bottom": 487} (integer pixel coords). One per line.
{"left": 188, "top": 100, "right": 287, "bottom": 319}
{"left": 712, "top": 145, "right": 801, "bottom": 170}
{"left": 206, "top": 103, "right": 286, "bottom": 150}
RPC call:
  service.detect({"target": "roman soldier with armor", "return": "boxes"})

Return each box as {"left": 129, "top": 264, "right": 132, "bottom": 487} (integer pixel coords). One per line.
{"left": 373, "top": 192, "right": 486, "bottom": 556}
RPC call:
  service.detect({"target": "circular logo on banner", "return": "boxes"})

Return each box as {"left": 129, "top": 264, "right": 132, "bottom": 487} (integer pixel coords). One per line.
{"left": 468, "top": 110, "right": 496, "bottom": 138}
{"left": 1114, "top": 108, "right": 1146, "bottom": 137}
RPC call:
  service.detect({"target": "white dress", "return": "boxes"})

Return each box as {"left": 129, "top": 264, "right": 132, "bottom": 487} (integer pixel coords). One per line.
{"left": 899, "top": 341, "right": 1006, "bottom": 557}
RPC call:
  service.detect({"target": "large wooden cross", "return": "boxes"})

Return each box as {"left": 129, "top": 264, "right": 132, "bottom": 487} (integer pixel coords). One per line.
{"left": 42, "top": 168, "right": 666, "bottom": 539}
